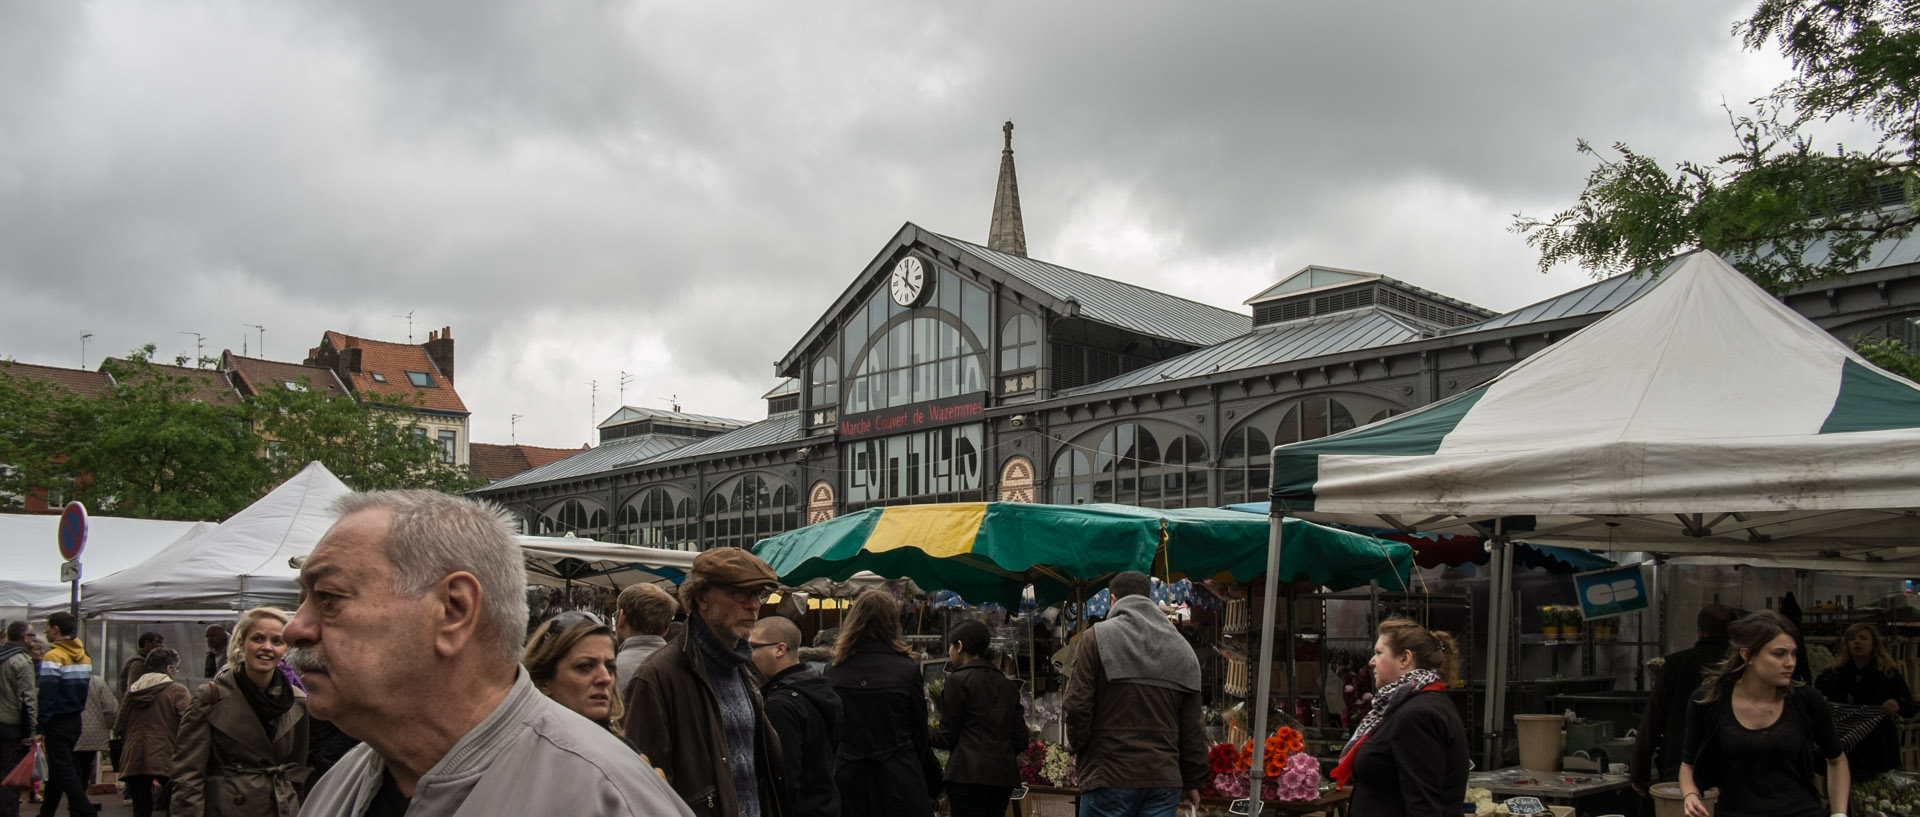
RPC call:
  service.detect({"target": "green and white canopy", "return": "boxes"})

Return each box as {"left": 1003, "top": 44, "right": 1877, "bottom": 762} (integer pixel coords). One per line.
{"left": 1270, "top": 251, "right": 1920, "bottom": 564}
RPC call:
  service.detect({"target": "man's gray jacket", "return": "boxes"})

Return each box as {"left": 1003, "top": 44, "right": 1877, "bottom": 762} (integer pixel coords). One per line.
{"left": 616, "top": 634, "right": 667, "bottom": 696}
{"left": 299, "top": 668, "right": 692, "bottom": 817}
{"left": 0, "top": 645, "right": 34, "bottom": 727}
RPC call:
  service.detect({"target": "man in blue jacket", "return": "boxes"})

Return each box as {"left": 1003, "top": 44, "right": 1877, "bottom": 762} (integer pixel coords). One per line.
{"left": 36, "top": 611, "right": 94, "bottom": 817}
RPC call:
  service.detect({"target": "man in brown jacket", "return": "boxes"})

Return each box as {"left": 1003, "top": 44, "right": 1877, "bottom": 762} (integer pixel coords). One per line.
{"left": 624, "top": 548, "right": 791, "bottom": 817}
{"left": 1063, "top": 572, "right": 1208, "bottom": 817}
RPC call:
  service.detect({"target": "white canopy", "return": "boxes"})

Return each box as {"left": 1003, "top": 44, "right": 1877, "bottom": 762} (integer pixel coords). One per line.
{"left": 1270, "top": 251, "right": 1920, "bottom": 563}
{"left": 1, "top": 514, "right": 211, "bottom": 619}
{"left": 40, "top": 461, "right": 354, "bottom": 615}
{"left": 519, "top": 538, "right": 697, "bottom": 588}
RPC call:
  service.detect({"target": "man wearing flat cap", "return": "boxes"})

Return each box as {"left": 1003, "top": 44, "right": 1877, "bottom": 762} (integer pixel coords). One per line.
{"left": 624, "top": 547, "right": 794, "bottom": 817}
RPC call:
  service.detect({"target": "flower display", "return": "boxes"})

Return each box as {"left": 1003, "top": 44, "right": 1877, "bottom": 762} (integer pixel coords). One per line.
{"left": 1275, "top": 751, "right": 1320, "bottom": 801}
{"left": 1208, "top": 743, "right": 1240, "bottom": 776}
{"left": 1017, "top": 741, "right": 1049, "bottom": 786}
{"left": 1211, "top": 772, "right": 1249, "bottom": 799}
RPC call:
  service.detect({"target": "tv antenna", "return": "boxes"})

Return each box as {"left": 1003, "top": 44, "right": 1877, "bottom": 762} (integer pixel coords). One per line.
{"left": 79, "top": 331, "right": 93, "bottom": 369}
{"left": 510, "top": 414, "right": 525, "bottom": 445}
{"left": 243, "top": 324, "right": 265, "bottom": 357}
{"left": 660, "top": 394, "right": 681, "bottom": 413}
{"left": 393, "top": 311, "right": 415, "bottom": 342}
{"left": 176, "top": 331, "right": 207, "bottom": 367}
{"left": 587, "top": 380, "right": 599, "bottom": 437}
{"left": 619, "top": 371, "right": 635, "bottom": 406}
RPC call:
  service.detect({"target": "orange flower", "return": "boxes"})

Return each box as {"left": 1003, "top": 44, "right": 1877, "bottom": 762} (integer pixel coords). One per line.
{"left": 1274, "top": 726, "right": 1305, "bottom": 755}
{"left": 1237, "top": 740, "right": 1254, "bottom": 771}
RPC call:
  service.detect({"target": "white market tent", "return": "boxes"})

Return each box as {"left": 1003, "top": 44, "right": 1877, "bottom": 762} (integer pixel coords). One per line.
{"left": 1264, "top": 250, "right": 1920, "bottom": 767}
{"left": 37, "top": 461, "right": 355, "bottom": 616}
{"left": 0, "top": 514, "right": 211, "bottom": 620}
{"left": 520, "top": 538, "right": 698, "bottom": 589}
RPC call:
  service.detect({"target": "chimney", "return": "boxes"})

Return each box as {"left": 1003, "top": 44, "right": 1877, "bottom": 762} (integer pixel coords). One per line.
{"left": 425, "top": 325, "right": 455, "bottom": 385}
{"left": 342, "top": 348, "right": 362, "bottom": 373}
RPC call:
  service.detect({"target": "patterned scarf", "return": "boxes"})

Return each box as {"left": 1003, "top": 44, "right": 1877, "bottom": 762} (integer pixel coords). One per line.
{"left": 1333, "top": 667, "right": 1441, "bottom": 785}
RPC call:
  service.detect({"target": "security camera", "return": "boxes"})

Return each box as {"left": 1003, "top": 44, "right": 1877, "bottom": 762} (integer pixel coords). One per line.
{"left": 1009, "top": 414, "right": 1027, "bottom": 429}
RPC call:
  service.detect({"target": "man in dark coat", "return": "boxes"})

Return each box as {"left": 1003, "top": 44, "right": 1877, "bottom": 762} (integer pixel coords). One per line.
{"left": 1630, "top": 603, "right": 1735, "bottom": 794}
{"left": 625, "top": 548, "right": 792, "bottom": 817}
{"left": 749, "top": 617, "right": 840, "bottom": 817}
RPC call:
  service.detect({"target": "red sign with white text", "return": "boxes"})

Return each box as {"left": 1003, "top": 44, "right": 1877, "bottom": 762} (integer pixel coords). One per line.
{"left": 838, "top": 392, "right": 988, "bottom": 441}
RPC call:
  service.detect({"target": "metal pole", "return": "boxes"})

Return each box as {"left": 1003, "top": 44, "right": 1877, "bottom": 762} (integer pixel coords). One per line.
{"left": 1481, "top": 536, "right": 1504, "bottom": 768}
{"left": 1247, "top": 513, "right": 1286, "bottom": 815}
{"left": 69, "top": 564, "right": 81, "bottom": 622}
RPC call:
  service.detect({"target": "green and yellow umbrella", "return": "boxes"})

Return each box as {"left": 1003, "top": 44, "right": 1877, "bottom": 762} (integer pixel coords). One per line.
{"left": 751, "top": 502, "right": 1413, "bottom": 607}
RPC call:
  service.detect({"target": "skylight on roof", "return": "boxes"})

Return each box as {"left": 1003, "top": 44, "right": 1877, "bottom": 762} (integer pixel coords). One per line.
{"left": 370, "top": 372, "right": 386, "bottom": 383}
{"left": 406, "top": 371, "right": 435, "bottom": 387}
{"left": 282, "top": 381, "right": 307, "bottom": 392}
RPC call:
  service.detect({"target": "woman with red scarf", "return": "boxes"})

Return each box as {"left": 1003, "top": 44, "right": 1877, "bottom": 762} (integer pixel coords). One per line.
{"left": 1333, "top": 618, "right": 1469, "bottom": 817}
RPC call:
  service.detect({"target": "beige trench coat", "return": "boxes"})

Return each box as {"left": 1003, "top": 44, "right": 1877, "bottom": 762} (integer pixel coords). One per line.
{"left": 169, "top": 669, "right": 310, "bottom": 817}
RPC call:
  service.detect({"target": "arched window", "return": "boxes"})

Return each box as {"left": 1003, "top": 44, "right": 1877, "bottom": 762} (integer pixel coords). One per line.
{"left": 1001, "top": 314, "right": 1039, "bottom": 371}
{"left": 539, "top": 498, "right": 608, "bottom": 536}
{"left": 841, "top": 276, "right": 991, "bottom": 414}
{"left": 1220, "top": 426, "right": 1272, "bottom": 505}
{"left": 702, "top": 474, "right": 800, "bottom": 549}
{"left": 620, "top": 487, "right": 697, "bottom": 550}
{"left": 1050, "top": 422, "right": 1209, "bottom": 509}
{"left": 1225, "top": 393, "right": 1406, "bottom": 504}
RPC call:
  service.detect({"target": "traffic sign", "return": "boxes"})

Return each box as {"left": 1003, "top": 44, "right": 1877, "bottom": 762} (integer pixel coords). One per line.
{"left": 58, "top": 501, "right": 88, "bottom": 560}
{"left": 60, "top": 560, "right": 80, "bottom": 583}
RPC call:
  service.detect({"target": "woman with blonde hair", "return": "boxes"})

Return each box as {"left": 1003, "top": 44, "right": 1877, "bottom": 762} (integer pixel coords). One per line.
{"left": 1336, "top": 617, "right": 1469, "bottom": 817}
{"left": 1680, "top": 610, "right": 1847, "bottom": 817}
{"left": 826, "top": 590, "right": 936, "bottom": 817}
{"left": 171, "top": 607, "right": 310, "bottom": 817}
{"left": 1816, "top": 621, "right": 1914, "bottom": 780}
{"left": 524, "top": 611, "right": 626, "bottom": 744}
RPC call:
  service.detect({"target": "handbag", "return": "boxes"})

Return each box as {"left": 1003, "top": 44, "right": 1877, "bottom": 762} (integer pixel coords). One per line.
{"left": 1, "top": 742, "right": 41, "bottom": 790}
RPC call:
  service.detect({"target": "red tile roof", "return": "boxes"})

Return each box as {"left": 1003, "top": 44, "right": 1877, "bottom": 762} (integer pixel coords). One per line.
{"left": 0, "top": 360, "right": 116, "bottom": 398}
{"left": 309, "top": 330, "right": 469, "bottom": 414}
{"left": 470, "top": 442, "right": 590, "bottom": 483}
{"left": 98, "top": 358, "right": 241, "bottom": 405}
{"left": 222, "top": 352, "right": 350, "bottom": 399}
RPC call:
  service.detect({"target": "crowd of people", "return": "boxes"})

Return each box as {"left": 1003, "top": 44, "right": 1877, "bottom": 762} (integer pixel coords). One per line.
{"left": 0, "top": 487, "right": 1901, "bottom": 817}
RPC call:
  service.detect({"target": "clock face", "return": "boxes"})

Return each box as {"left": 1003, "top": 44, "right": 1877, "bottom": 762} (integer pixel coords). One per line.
{"left": 889, "top": 256, "right": 930, "bottom": 307}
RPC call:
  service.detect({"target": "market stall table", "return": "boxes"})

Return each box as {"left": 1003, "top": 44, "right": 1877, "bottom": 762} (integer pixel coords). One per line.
{"left": 1470, "top": 768, "right": 1635, "bottom": 816}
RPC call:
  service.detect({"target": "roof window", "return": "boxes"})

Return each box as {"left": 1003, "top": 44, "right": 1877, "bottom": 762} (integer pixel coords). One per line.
{"left": 370, "top": 372, "right": 387, "bottom": 383}
{"left": 406, "top": 371, "right": 435, "bottom": 387}
{"left": 282, "top": 381, "right": 308, "bottom": 392}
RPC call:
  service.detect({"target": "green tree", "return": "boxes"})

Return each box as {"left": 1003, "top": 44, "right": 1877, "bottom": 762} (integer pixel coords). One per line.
{"left": 0, "top": 360, "right": 85, "bottom": 504}
{"left": 246, "top": 377, "right": 484, "bottom": 494}
{"left": 1854, "top": 336, "right": 1920, "bottom": 381}
{"left": 1514, "top": 0, "right": 1920, "bottom": 293}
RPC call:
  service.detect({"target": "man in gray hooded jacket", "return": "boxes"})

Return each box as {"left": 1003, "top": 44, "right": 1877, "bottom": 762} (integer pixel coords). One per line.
{"left": 287, "top": 489, "right": 692, "bottom": 817}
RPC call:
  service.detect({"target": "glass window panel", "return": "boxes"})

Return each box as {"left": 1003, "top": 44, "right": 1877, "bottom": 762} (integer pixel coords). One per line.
{"left": 1018, "top": 345, "right": 1038, "bottom": 369}
{"left": 888, "top": 369, "right": 910, "bottom": 407}
{"left": 1002, "top": 347, "right": 1018, "bottom": 371}
{"left": 938, "top": 272, "right": 961, "bottom": 319}
{"left": 1054, "top": 450, "right": 1074, "bottom": 479}
{"left": 1095, "top": 431, "right": 1116, "bottom": 474}
{"left": 889, "top": 323, "right": 911, "bottom": 369}
{"left": 962, "top": 281, "right": 990, "bottom": 344}
{"left": 915, "top": 319, "right": 936, "bottom": 364}
{"left": 1305, "top": 398, "right": 1329, "bottom": 439}
{"left": 939, "top": 359, "right": 959, "bottom": 398}
{"left": 867, "top": 293, "right": 887, "bottom": 342}
{"left": 1224, "top": 467, "right": 1246, "bottom": 501}
{"left": 1329, "top": 398, "right": 1357, "bottom": 435}
{"left": 940, "top": 322, "right": 961, "bottom": 360}
{"left": 962, "top": 355, "right": 985, "bottom": 393}
{"left": 1052, "top": 483, "right": 1072, "bottom": 504}
{"left": 1091, "top": 476, "right": 1113, "bottom": 504}
{"left": 844, "top": 309, "right": 866, "bottom": 363}
{"left": 912, "top": 363, "right": 935, "bottom": 402}
{"left": 1275, "top": 406, "right": 1302, "bottom": 445}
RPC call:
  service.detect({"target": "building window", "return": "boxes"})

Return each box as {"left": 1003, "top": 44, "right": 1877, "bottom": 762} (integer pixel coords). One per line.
{"left": 1001, "top": 313, "right": 1039, "bottom": 371}
{"left": 406, "top": 371, "right": 436, "bottom": 387}
{"left": 621, "top": 486, "right": 696, "bottom": 549}
{"left": 810, "top": 357, "right": 839, "bottom": 408}
{"left": 539, "top": 498, "right": 608, "bottom": 536}
{"left": 845, "top": 425, "right": 985, "bottom": 507}
{"left": 438, "top": 429, "right": 457, "bottom": 464}
{"left": 702, "top": 474, "right": 799, "bottom": 549}
{"left": 282, "top": 381, "right": 307, "bottom": 392}
{"left": 369, "top": 372, "right": 387, "bottom": 383}
{"left": 1218, "top": 393, "right": 1405, "bottom": 505}
{"left": 841, "top": 275, "right": 991, "bottom": 415}
{"left": 1050, "top": 422, "right": 1209, "bottom": 509}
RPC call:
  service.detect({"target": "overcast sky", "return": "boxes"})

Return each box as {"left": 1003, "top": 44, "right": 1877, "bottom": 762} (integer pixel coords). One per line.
{"left": 1, "top": 0, "right": 1832, "bottom": 449}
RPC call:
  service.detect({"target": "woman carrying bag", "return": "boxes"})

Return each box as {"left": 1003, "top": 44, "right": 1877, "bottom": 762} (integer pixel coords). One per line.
{"left": 171, "top": 608, "right": 311, "bottom": 817}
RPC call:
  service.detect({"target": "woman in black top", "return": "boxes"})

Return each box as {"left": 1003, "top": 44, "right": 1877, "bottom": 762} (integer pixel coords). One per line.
{"left": 1815, "top": 622, "right": 1915, "bottom": 781}
{"left": 1681, "top": 610, "right": 1849, "bottom": 817}
{"left": 932, "top": 620, "right": 1027, "bottom": 817}
{"left": 1333, "top": 618, "right": 1469, "bottom": 817}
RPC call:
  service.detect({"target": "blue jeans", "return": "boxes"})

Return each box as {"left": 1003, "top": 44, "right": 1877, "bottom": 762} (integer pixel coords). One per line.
{"left": 1078, "top": 786, "right": 1182, "bottom": 817}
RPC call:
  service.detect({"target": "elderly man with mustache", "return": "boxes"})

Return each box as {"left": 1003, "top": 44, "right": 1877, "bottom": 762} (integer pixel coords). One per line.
{"left": 287, "top": 490, "right": 691, "bottom": 817}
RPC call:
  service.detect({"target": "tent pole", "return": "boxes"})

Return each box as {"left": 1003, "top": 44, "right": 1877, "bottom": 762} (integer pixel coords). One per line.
{"left": 1487, "top": 522, "right": 1514, "bottom": 769}
{"left": 1481, "top": 533, "right": 1505, "bottom": 769}
{"left": 1248, "top": 513, "right": 1285, "bottom": 815}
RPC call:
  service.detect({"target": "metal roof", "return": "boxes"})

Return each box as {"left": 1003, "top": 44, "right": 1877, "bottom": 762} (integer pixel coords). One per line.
{"left": 1061, "top": 308, "right": 1432, "bottom": 397}
{"left": 939, "top": 234, "right": 1252, "bottom": 346}
{"left": 760, "top": 379, "right": 799, "bottom": 399}
{"left": 596, "top": 405, "right": 747, "bottom": 431}
{"left": 639, "top": 413, "right": 805, "bottom": 461}
{"left": 1459, "top": 268, "right": 1665, "bottom": 333}
{"left": 480, "top": 433, "right": 702, "bottom": 491}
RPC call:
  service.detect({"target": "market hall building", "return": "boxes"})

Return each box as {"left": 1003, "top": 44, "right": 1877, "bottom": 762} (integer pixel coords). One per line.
{"left": 470, "top": 125, "right": 1920, "bottom": 548}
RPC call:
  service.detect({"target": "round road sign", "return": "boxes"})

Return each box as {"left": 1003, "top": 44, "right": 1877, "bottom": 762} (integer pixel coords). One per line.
{"left": 58, "top": 501, "right": 88, "bottom": 561}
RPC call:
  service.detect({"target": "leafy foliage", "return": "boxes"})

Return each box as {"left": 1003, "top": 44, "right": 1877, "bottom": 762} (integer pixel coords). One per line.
{"left": 1854, "top": 335, "right": 1920, "bottom": 382}
{"left": 0, "top": 346, "right": 481, "bottom": 521}
{"left": 1515, "top": 0, "right": 1920, "bottom": 292}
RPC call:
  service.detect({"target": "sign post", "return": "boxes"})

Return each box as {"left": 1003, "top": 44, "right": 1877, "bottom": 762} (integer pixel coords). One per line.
{"left": 58, "top": 501, "right": 87, "bottom": 621}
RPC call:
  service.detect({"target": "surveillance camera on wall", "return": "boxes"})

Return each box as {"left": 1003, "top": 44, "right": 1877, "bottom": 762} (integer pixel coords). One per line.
{"left": 1009, "top": 414, "right": 1027, "bottom": 429}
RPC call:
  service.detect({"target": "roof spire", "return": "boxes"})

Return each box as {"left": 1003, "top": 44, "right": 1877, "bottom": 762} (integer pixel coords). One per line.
{"left": 988, "top": 120, "right": 1028, "bottom": 257}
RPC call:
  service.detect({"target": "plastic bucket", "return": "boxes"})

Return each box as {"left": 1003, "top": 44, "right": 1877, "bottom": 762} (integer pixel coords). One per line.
{"left": 1650, "top": 783, "right": 1716, "bottom": 817}
{"left": 1513, "top": 714, "right": 1565, "bottom": 773}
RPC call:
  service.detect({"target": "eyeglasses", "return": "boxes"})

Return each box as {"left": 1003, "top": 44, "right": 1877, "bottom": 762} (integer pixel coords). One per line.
{"left": 719, "top": 586, "right": 773, "bottom": 605}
